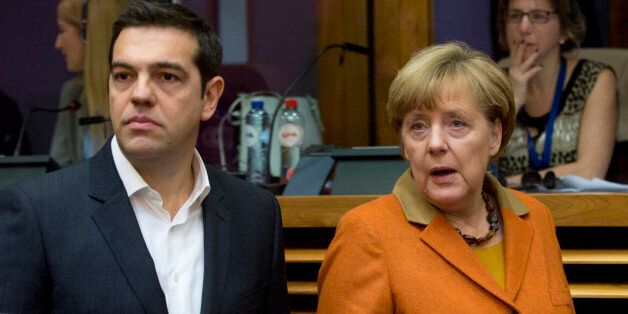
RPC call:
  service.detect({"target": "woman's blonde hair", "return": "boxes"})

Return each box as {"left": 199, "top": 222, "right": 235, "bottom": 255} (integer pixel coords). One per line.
{"left": 58, "top": 0, "right": 129, "bottom": 146}
{"left": 57, "top": 0, "right": 82, "bottom": 28}
{"left": 84, "top": 0, "right": 129, "bottom": 119}
{"left": 387, "top": 42, "right": 515, "bottom": 160}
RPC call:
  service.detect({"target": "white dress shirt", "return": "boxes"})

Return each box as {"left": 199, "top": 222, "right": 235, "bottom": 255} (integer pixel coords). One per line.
{"left": 111, "top": 136, "right": 210, "bottom": 314}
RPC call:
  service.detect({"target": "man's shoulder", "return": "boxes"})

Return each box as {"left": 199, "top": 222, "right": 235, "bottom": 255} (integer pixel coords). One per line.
{"left": 1, "top": 159, "right": 90, "bottom": 196}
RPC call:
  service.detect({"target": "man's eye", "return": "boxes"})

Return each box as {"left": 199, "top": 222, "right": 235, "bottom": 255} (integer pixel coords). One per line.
{"left": 113, "top": 73, "right": 129, "bottom": 80}
{"left": 162, "top": 73, "right": 178, "bottom": 81}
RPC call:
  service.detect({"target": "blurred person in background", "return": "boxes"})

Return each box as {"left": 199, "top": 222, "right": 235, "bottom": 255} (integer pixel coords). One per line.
{"left": 496, "top": 0, "right": 617, "bottom": 187}
{"left": 51, "top": 0, "right": 129, "bottom": 166}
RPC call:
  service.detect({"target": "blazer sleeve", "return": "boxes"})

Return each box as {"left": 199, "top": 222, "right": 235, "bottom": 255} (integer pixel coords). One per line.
{"left": 317, "top": 209, "right": 393, "bottom": 313}
{"left": 264, "top": 195, "right": 290, "bottom": 313}
{"left": 0, "top": 186, "right": 50, "bottom": 312}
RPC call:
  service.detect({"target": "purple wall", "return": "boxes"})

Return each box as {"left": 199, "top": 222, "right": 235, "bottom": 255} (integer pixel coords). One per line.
{"left": 1, "top": 0, "right": 494, "bottom": 155}
{"left": 184, "top": 0, "right": 318, "bottom": 96}
{"left": 434, "top": 0, "right": 494, "bottom": 56}
{"left": 249, "top": 0, "right": 317, "bottom": 96}
{"left": 181, "top": 0, "right": 209, "bottom": 22}
{"left": 0, "top": 0, "right": 70, "bottom": 154}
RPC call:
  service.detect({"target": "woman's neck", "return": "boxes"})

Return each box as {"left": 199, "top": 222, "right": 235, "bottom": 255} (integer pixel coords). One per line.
{"left": 526, "top": 51, "right": 563, "bottom": 116}
{"left": 442, "top": 192, "right": 488, "bottom": 237}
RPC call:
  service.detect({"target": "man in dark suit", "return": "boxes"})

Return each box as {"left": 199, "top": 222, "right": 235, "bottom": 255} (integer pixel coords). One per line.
{"left": 0, "top": 2, "right": 288, "bottom": 313}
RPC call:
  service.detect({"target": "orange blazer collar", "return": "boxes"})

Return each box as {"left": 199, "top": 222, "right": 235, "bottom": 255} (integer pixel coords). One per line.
{"left": 392, "top": 168, "right": 530, "bottom": 226}
{"left": 393, "top": 168, "right": 535, "bottom": 309}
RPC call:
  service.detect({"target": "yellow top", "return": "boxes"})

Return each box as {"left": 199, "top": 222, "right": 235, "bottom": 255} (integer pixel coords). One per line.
{"left": 472, "top": 241, "right": 506, "bottom": 289}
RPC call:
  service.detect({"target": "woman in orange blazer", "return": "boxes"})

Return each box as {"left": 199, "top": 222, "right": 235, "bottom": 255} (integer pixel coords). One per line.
{"left": 317, "top": 42, "right": 574, "bottom": 313}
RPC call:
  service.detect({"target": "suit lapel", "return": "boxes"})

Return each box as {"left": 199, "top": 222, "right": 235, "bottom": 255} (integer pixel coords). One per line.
{"left": 200, "top": 178, "right": 232, "bottom": 314}
{"left": 501, "top": 206, "right": 534, "bottom": 300}
{"left": 420, "top": 213, "right": 516, "bottom": 309}
{"left": 88, "top": 143, "right": 168, "bottom": 313}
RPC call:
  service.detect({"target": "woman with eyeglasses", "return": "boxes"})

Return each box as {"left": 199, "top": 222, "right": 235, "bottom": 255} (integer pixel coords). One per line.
{"left": 51, "top": 0, "right": 128, "bottom": 167}
{"left": 496, "top": 0, "right": 617, "bottom": 187}
{"left": 318, "top": 42, "right": 574, "bottom": 312}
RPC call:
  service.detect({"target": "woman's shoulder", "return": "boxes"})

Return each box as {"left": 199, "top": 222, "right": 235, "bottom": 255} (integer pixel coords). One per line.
{"left": 340, "top": 194, "right": 405, "bottom": 226}
{"left": 506, "top": 189, "right": 553, "bottom": 222}
{"left": 59, "top": 76, "right": 85, "bottom": 104}
{"left": 571, "top": 57, "right": 611, "bottom": 77}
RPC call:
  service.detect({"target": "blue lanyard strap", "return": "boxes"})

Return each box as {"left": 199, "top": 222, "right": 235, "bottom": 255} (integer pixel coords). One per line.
{"left": 526, "top": 58, "right": 566, "bottom": 170}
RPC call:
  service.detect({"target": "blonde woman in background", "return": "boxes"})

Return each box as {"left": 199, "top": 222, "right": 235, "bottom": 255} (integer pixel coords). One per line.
{"left": 52, "top": 0, "right": 129, "bottom": 166}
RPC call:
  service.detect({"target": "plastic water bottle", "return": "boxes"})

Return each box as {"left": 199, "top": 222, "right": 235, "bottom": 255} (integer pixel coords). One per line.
{"left": 278, "top": 99, "right": 305, "bottom": 184}
{"left": 245, "top": 100, "right": 270, "bottom": 184}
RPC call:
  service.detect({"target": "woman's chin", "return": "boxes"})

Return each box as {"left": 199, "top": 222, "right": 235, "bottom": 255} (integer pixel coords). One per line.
{"left": 424, "top": 186, "right": 468, "bottom": 210}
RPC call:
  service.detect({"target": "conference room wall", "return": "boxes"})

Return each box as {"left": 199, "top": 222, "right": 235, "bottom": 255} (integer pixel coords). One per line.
{"left": 0, "top": 0, "right": 494, "bottom": 155}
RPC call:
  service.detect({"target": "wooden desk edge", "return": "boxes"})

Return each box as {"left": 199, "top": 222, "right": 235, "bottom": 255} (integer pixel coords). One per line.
{"left": 278, "top": 193, "right": 628, "bottom": 228}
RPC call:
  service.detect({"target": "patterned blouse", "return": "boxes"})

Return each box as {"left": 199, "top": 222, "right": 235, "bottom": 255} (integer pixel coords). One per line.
{"left": 498, "top": 59, "right": 609, "bottom": 176}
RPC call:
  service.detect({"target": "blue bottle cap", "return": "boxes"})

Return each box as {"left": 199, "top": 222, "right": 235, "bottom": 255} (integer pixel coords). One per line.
{"left": 251, "top": 100, "right": 264, "bottom": 109}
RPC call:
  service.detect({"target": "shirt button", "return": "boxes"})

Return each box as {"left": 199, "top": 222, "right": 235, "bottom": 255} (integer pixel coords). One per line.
{"left": 173, "top": 273, "right": 179, "bottom": 282}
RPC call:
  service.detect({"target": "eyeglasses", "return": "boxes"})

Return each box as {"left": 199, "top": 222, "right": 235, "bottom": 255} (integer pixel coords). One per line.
{"left": 506, "top": 10, "right": 557, "bottom": 24}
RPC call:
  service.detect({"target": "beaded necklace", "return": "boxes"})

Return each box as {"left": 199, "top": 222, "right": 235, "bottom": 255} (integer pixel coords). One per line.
{"left": 454, "top": 191, "right": 499, "bottom": 246}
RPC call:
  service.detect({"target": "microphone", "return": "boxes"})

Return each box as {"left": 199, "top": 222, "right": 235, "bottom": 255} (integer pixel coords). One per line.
{"left": 79, "top": 116, "right": 110, "bottom": 125}
{"left": 342, "top": 42, "right": 370, "bottom": 55}
{"left": 13, "top": 101, "right": 82, "bottom": 156}
{"left": 279, "top": 42, "right": 369, "bottom": 100}
{"left": 266, "top": 42, "right": 370, "bottom": 177}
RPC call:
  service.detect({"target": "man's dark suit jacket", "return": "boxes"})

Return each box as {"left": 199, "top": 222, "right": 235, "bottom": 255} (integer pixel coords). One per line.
{"left": 0, "top": 143, "right": 289, "bottom": 313}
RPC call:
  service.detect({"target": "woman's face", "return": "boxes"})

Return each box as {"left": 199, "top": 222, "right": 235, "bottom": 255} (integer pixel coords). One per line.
{"left": 505, "top": 0, "right": 565, "bottom": 64}
{"left": 55, "top": 19, "right": 85, "bottom": 72}
{"left": 401, "top": 83, "right": 502, "bottom": 212}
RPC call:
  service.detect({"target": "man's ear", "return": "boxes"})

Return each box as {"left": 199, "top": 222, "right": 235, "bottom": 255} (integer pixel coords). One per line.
{"left": 489, "top": 119, "right": 502, "bottom": 157}
{"left": 201, "top": 76, "right": 224, "bottom": 121}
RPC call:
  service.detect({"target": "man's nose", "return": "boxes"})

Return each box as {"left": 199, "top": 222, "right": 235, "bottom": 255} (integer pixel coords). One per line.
{"left": 130, "top": 75, "right": 155, "bottom": 106}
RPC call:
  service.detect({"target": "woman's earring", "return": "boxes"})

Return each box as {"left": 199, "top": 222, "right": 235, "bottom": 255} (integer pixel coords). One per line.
{"left": 559, "top": 39, "right": 566, "bottom": 45}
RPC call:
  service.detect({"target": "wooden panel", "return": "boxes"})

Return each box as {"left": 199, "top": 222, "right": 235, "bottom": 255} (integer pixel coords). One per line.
{"left": 278, "top": 194, "right": 628, "bottom": 227}
{"left": 609, "top": 0, "right": 628, "bottom": 47}
{"left": 561, "top": 249, "right": 628, "bottom": 265}
{"left": 278, "top": 195, "right": 377, "bottom": 227}
{"left": 373, "top": 0, "right": 433, "bottom": 145}
{"left": 286, "top": 280, "right": 628, "bottom": 299}
{"left": 286, "top": 248, "right": 628, "bottom": 265}
{"left": 316, "top": 0, "right": 433, "bottom": 147}
{"left": 288, "top": 281, "right": 318, "bottom": 295}
{"left": 285, "top": 249, "right": 326, "bottom": 263}
{"left": 569, "top": 283, "right": 628, "bottom": 299}
{"left": 317, "top": 0, "right": 369, "bottom": 148}
{"left": 534, "top": 193, "right": 628, "bottom": 227}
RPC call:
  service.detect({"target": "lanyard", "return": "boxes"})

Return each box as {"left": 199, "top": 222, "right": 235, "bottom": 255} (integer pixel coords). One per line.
{"left": 526, "top": 58, "right": 566, "bottom": 170}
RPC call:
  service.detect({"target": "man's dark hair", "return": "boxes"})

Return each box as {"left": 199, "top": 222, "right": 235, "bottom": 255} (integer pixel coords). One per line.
{"left": 109, "top": 1, "right": 222, "bottom": 94}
